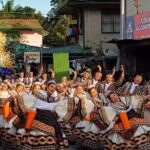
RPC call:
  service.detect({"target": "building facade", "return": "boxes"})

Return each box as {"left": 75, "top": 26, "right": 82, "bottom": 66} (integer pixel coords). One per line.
{"left": 0, "top": 19, "right": 48, "bottom": 72}
{"left": 57, "top": 0, "right": 120, "bottom": 58}
{"left": 126, "top": 0, "right": 150, "bottom": 17}
{"left": 0, "top": 19, "right": 47, "bottom": 47}
{"left": 114, "top": 0, "right": 150, "bottom": 78}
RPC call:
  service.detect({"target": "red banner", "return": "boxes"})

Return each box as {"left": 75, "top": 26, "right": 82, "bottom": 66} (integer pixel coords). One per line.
{"left": 134, "top": 12, "right": 150, "bottom": 39}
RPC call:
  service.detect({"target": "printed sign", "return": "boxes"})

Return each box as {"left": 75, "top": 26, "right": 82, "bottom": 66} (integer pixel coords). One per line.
{"left": 126, "top": 11, "right": 150, "bottom": 39}
{"left": 134, "top": 12, "right": 150, "bottom": 39}
{"left": 126, "top": 16, "right": 135, "bottom": 39}
{"left": 24, "top": 52, "right": 40, "bottom": 63}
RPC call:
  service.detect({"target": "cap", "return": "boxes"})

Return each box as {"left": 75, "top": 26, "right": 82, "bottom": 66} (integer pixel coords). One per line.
{"left": 1, "top": 81, "right": 11, "bottom": 89}
{"left": 32, "top": 82, "right": 42, "bottom": 87}
{"left": 47, "top": 80, "right": 56, "bottom": 86}
{"left": 16, "top": 82, "right": 25, "bottom": 87}
{"left": 71, "top": 82, "right": 84, "bottom": 88}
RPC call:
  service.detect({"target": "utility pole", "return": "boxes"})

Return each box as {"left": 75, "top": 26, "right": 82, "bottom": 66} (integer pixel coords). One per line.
{"left": 135, "top": 0, "right": 140, "bottom": 14}
{"left": 120, "top": 0, "right": 126, "bottom": 39}
{"left": 116, "top": 0, "right": 126, "bottom": 70}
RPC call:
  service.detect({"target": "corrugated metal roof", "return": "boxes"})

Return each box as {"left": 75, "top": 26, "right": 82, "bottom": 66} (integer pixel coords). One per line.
{"left": 0, "top": 19, "right": 43, "bottom": 31}
{"left": 106, "top": 38, "right": 150, "bottom": 48}
{"left": 16, "top": 44, "right": 93, "bottom": 57}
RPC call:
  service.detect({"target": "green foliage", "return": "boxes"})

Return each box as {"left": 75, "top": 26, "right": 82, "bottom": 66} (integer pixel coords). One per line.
{"left": 0, "top": 0, "right": 14, "bottom": 12}
{"left": 91, "top": 39, "right": 104, "bottom": 56}
{"left": 43, "top": 14, "right": 66, "bottom": 46}
{"left": 0, "top": 0, "right": 45, "bottom": 53}
{"left": 43, "top": 1, "right": 66, "bottom": 47}
{"left": 0, "top": 0, "right": 45, "bottom": 20}
{"left": 50, "top": 0, "right": 59, "bottom": 7}
{"left": 0, "top": 0, "right": 67, "bottom": 47}
{"left": 6, "top": 31, "right": 20, "bottom": 53}
{"left": 14, "top": 6, "right": 36, "bottom": 18}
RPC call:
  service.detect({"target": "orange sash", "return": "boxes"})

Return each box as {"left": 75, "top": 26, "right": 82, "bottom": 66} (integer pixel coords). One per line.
{"left": 119, "top": 112, "right": 131, "bottom": 130}
{"left": 3, "top": 102, "right": 11, "bottom": 119}
{"left": 25, "top": 111, "right": 37, "bottom": 130}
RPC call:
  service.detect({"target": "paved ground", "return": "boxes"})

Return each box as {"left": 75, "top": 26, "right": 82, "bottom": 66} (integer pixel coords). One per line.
{"left": 69, "top": 145, "right": 78, "bottom": 150}
{"left": 69, "top": 145, "right": 83, "bottom": 150}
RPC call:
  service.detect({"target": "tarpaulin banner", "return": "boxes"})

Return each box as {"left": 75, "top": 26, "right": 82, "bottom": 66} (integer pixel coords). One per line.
{"left": 24, "top": 52, "right": 40, "bottom": 63}
{"left": 53, "top": 53, "right": 70, "bottom": 82}
{"left": 126, "top": 11, "right": 150, "bottom": 39}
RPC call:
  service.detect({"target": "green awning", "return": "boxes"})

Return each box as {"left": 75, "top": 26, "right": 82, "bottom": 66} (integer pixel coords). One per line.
{"left": 15, "top": 44, "right": 93, "bottom": 57}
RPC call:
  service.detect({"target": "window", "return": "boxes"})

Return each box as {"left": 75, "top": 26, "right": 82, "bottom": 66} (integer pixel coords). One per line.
{"left": 101, "top": 10, "right": 120, "bottom": 33}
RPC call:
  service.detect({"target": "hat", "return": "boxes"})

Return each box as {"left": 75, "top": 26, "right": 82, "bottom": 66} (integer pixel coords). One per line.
{"left": 71, "top": 82, "right": 84, "bottom": 88}
{"left": 47, "top": 80, "right": 56, "bottom": 86}
{"left": 16, "top": 82, "right": 25, "bottom": 88}
{"left": 1, "top": 81, "right": 11, "bottom": 89}
{"left": 32, "top": 82, "right": 42, "bottom": 87}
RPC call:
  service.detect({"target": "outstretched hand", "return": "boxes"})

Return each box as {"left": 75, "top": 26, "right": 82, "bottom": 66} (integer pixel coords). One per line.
{"left": 97, "top": 65, "right": 102, "bottom": 72}
{"left": 112, "top": 66, "right": 116, "bottom": 76}
{"left": 120, "top": 65, "right": 124, "bottom": 72}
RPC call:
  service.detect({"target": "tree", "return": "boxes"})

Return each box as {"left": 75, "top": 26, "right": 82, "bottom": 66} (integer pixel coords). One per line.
{"left": 0, "top": 0, "right": 45, "bottom": 20}
{"left": 0, "top": 0, "right": 15, "bottom": 18}
{"left": 14, "top": 6, "right": 36, "bottom": 18}
{"left": 0, "top": 32, "right": 14, "bottom": 69}
{"left": 50, "top": 0, "right": 59, "bottom": 7}
{"left": 43, "top": 1, "right": 66, "bottom": 47}
{"left": 0, "top": 0, "right": 14, "bottom": 12}
{"left": 0, "top": 1, "right": 45, "bottom": 52}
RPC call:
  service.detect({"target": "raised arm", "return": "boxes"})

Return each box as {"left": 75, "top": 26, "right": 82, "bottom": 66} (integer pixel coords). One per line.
{"left": 97, "top": 65, "right": 102, "bottom": 73}
{"left": 112, "top": 66, "right": 116, "bottom": 77}
{"left": 72, "top": 70, "right": 78, "bottom": 82}
{"left": 115, "top": 65, "right": 125, "bottom": 88}
{"left": 49, "top": 68, "right": 55, "bottom": 80}
{"left": 120, "top": 65, "right": 125, "bottom": 80}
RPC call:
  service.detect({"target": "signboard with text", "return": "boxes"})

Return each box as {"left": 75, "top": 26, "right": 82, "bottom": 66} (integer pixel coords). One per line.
{"left": 126, "top": 11, "right": 150, "bottom": 39}
{"left": 24, "top": 52, "right": 40, "bottom": 63}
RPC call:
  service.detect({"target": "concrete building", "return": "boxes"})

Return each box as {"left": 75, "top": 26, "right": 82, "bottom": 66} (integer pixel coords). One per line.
{"left": 0, "top": 19, "right": 48, "bottom": 72}
{"left": 126, "top": 0, "right": 150, "bottom": 17}
{"left": 57, "top": 0, "right": 120, "bottom": 59}
{"left": 0, "top": 19, "right": 47, "bottom": 47}
{"left": 110, "top": 0, "right": 150, "bottom": 78}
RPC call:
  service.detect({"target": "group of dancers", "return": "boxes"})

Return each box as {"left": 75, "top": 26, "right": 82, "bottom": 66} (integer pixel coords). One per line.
{"left": 0, "top": 65, "right": 150, "bottom": 150}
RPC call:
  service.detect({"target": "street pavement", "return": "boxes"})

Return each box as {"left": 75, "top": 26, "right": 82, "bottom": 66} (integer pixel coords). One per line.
{"left": 70, "top": 145, "right": 77, "bottom": 150}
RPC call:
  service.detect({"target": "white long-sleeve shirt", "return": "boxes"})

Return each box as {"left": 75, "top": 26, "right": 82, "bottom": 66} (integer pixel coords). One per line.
{"left": 34, "top": 99, "right": 57, "bottom": 111}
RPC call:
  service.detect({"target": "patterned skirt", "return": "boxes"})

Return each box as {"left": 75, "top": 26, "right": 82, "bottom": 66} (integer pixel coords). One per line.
{"left": 74, "top": 117, "right": 150, "bottom": 150}
{"left": 76, "top": 130, "right": 105, "bottom": 150}
{"left": 0, "top": 109, "right": 69, "bottom": 150}
{"left": 59, "top": 122, "right": 81, "bottom": 144}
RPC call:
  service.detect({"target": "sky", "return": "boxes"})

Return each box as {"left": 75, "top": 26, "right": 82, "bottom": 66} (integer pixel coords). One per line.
{"left": 0, "top": 0, "right": 51, "bottom": 16}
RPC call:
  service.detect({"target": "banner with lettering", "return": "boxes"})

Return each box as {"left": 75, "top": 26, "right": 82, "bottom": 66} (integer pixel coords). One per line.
{"left": 126, "top": 11, "right": 150, "bottom": 39}
{"left": 24, "top": 52, "right": 40, "bottom": 63}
